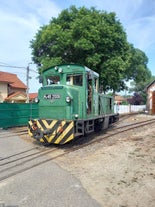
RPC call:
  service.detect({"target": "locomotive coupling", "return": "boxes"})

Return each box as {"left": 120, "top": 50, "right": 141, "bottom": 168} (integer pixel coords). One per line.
{"left": 29, "top": 120, "right": 43, "bottom": 140}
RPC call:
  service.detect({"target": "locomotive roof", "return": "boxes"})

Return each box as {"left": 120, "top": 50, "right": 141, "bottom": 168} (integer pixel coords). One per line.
{"left": 43, "top": 63, "right": 99, "bottom": 77}
{"left": 84, "top": 66, "right": 99, "bottom": 77}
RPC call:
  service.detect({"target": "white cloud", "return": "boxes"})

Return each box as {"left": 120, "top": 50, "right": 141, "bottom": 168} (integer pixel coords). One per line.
{"left": 0, "top": 11, "right": 39, "bottom": 56}
{"left": 23, "top": 0, "right": 60, "bottom": 23}
{"left": 0, "top": 0, "right": 61, "bottom": 92}
{"left": 0, "top": 0, "right": 60, "bottom": 63}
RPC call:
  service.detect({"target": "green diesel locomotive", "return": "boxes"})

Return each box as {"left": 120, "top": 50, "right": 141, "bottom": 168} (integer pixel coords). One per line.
{"left": 28, "top": 64, "right": 119, "bottom": 144}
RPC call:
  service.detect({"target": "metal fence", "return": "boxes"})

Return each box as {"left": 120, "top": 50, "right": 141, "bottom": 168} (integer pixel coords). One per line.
{"left": 114, "top": 104, "right": 146, "bottom": 114}
{"left": 0, "top": 103, "right": 38, "bottom": 128}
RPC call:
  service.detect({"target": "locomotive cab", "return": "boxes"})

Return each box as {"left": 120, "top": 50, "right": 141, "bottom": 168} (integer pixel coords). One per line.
{"left": 37, "top": 64, "right": 99, "bottom": 120}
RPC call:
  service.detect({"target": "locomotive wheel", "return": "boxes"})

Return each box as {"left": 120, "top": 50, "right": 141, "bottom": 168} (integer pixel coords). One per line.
{"left": 94, "top": 121, "right": 103, "bottom": 132}
{"left": 84, "top": 122, "right": 88, "bottom": 136}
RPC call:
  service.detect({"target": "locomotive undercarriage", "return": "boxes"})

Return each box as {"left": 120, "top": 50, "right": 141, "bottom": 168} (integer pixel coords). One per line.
{"left": 75, "top": 114, "right": 119, "bottom": 136}
{"left": 28, "top": 114, "right": 118, "bottom": 145}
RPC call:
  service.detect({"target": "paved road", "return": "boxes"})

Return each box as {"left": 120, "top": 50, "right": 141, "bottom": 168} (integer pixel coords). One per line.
{"left": 0, "top": 129, "right": 100, "bottom": 207}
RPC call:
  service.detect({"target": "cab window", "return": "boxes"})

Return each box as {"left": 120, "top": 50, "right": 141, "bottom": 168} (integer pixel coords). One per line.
{"left": 66, "top": 74, "right": 83, "bottom": 86}
{"left": 46, "top": 76, "right": 60, "bottom": 85}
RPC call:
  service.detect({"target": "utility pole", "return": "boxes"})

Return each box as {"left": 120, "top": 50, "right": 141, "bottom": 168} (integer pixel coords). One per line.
{"left": 26, "top": 63, "right": 32, "bottom": 103}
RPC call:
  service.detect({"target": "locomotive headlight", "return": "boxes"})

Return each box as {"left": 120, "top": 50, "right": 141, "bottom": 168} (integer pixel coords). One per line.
{"left": 75, "top": 114, "right": 79, "bottom": 119}
{"left": 66, "top": 96, "right": 71, "bottom": 103}
{"left": 55, "top": 66, "right": 58, "bottom": 70}
{"left": 58, "top": 68, "right": 63, "bottom": 73}
{"left": 34, "top": 97, "right": 39, "bottom": 103}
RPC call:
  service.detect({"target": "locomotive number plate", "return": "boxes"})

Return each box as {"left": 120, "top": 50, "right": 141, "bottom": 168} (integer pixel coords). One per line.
{"left": 44, "top": 94, "right": 61, "bottom": 100}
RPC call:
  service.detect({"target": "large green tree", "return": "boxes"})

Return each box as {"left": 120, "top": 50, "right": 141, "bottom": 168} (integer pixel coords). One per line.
{"left": 30, "top": 6, "right": 152, "bottom": 93}
{"left": 127, "top": 45, "right": 154, "bottom": 102}
{"left": 126, "top": 45, "right": 152, "bottom": 83}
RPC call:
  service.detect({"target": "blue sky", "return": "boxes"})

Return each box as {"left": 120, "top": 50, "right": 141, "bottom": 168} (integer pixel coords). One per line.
{"left": 0, "top": 0, "right": 155, "bottom": 92}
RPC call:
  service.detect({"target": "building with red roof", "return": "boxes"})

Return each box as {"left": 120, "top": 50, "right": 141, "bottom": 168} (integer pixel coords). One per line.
{"left": 29, "top": 93, "right": 38, "bottom": 102}
{"left": 0, "top": 71, "right": 27, "bottom": 103}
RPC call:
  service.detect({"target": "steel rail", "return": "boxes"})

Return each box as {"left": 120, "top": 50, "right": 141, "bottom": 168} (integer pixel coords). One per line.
{"left": 0, "top": 147, "right": 37, "bottom": 161}
{"left": 0, "top": 131, "right": 27, "bottom": 139}
{"left": 0, "top": 148, "right": 58, "bottom": 174}
{"left": 0, "top": 118, "right": 154, "bottom": 182}
{"left": 0, "top": 147, "right": 54, "bottom": 166}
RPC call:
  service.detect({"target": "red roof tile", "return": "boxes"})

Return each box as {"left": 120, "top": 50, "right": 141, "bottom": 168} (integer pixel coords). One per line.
{"left": 29, "top": 93, "right": 38, "bottom": 99}
{"left": 0, "top": 71, "right": 27, "bottom": 89}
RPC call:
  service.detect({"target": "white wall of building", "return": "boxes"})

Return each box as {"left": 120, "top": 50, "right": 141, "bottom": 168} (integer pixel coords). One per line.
{"left": 0, "top": 83, "right": 8, "bottom": 102}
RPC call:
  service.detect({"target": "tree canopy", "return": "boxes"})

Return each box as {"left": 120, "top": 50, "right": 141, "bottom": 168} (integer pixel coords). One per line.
{"left": 30, "top": 6, "right": 153, "bottom": 93}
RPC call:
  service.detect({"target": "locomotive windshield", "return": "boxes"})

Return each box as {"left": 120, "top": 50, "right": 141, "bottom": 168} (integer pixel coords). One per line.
{"left": 66, "top": 74, "right": 83, "bottom": 86}
{"left": 46, "top": 75, "right": 60, "bottom": 85}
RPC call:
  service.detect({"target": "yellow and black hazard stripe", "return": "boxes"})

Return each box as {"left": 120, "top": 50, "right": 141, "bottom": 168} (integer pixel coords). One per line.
{"left": 28, "top": 119, "right": 74, "bottom": 144}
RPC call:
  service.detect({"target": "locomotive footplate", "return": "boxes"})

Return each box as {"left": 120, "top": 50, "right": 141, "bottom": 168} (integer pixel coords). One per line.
{"left": 28, "top": 119, "right": 74, "bottom": 144}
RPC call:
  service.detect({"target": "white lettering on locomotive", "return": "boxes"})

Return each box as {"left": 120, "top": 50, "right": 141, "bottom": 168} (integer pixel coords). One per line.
{"left": 44, "top": 94, "right": 61, "bottom": 100}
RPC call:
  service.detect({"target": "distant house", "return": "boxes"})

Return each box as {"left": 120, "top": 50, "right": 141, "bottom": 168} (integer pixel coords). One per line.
{"left": 29, "top": 93, "right": 38, "bottom": 102}
{"left": 114, "top": 94, "right": 127, "bottom": 104}
{"left": 0, "top": 71, "right": 27, "bottom": 103}
{"left": 145, "top": 80, "right": 155, "bottom": 114}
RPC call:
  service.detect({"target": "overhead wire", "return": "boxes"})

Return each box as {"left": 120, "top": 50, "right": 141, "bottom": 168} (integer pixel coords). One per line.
{"left": 0, "top": 63, "right": 38, "bottom": 74}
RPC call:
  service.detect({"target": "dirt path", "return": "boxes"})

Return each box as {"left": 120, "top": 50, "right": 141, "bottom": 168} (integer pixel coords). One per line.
{"left": 55, "top": 115, "right": 155, "bottom": 207}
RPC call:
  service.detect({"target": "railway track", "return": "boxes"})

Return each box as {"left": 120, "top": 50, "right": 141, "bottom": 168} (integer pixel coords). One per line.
{"left": 0, "top": 118, "right": 155, "bottom": 182}
{"left": 115, "top": 112, "right": 148, "bottom": 124}
{"left": 0, "top": 129, "right": 27, "bottom": 139}
{"left": 0, "top": 145, "right": 59, "bottom": 182}
{"left": 107, "top": 118, "right": 155, "bottom": 135}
